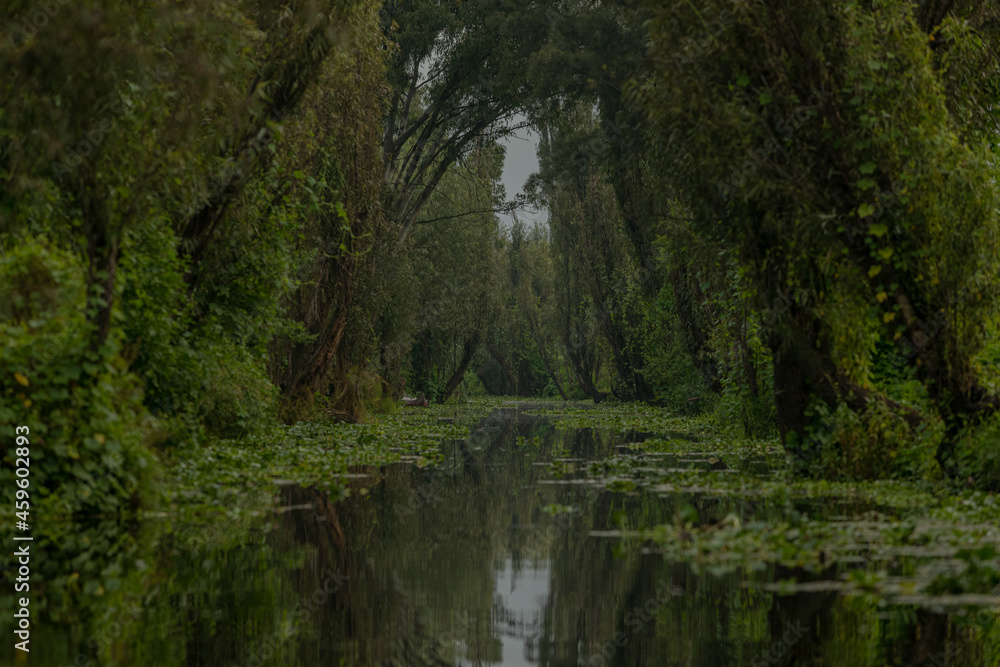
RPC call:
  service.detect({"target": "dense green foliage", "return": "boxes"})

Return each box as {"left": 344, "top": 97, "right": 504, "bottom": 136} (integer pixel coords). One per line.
{"left": 6, "top": 3, "right": 1000, "bottom": 665}
{"left": 2, "top": 0, "right": 1000, "bottom": 579}
{"left": 0, "top": 240, "right": 157, "bottom": 517}
{"left": 638, "top": 0, "right": 1000, "bottom": 476}
{"left": 1, "top": 0, "right": 394, "bottom": 516}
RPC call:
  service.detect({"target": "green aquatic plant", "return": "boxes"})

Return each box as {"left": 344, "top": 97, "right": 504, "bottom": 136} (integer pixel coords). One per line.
{"left": 538, "top": 401, "right": 1000, "bottom": 607}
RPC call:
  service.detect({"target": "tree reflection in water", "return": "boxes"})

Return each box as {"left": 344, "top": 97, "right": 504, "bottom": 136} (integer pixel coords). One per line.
{"left": 19, "top": 405, "right": 999, "bottom": 666}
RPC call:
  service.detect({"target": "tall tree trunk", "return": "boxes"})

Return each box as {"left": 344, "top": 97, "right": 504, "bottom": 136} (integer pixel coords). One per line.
{"left": 523, "top": 303, "right": 568, "bottom": 400}
{"left": 279, "top": 276, "right": 352, "bottom": 418}
{"left": 517, "top": 356, "right": 534, "bottom": 396}
{"left": 537, "top": 347, "right": 568, "bottom": 400}
{"left": 179, "top": 22, "right": 337, "bottom": 288}
{"left": 671, "top": 266, "right": 723, "bottom": 394}
{"left": 77, "top": 170, "right": 118, "bottom": 351}
{"left": 566, "top": 346, "right": 606, "bottom": 404}
{"left": 436, "top": 334, "right": 481, "bottom": 404}
{"left": 595, "top": 302, "right": 655, "bottom": 402}
{"left": 487, "top": 341, "right": 519, "bottom": 395}
{"left": 771, "top": 344, "right": 811, "bottom": 450}
{"left": 767, "top": 302, "right": 843, "bottom": 469}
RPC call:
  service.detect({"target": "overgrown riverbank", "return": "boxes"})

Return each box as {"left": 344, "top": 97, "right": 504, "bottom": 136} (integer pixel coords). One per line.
{"left": 3, "top": 1, "right": 1000, "bottom": 663}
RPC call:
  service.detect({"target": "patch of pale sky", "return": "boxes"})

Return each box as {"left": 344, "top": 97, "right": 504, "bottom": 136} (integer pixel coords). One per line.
{"left": 499, "top": 116, "right": 547, "bottom": 230}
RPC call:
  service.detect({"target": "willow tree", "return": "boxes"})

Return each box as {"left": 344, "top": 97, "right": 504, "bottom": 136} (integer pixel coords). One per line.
{"left": 511, "top": 224, "right": 573, "bottom": 401}
{"left": 379, "top": 0, "right": 557, "bottom": 239}
{"left": 548, "top": 208, "right": 610, "bottom": 403}
{"left": 639, "top": 0, "right": 1000, "bottom": 471}
{"left": 402, "top": 143, "right": 506, "bottom": 404}
{"left": 533, "top": 106, "right": 656, "bottom": 402}
{"left": 266, "top": 0, "right": 391, "bottom": 417}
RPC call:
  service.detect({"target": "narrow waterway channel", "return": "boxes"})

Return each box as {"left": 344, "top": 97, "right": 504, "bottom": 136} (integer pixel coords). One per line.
{"left": 27, "top": 403, "right": 998, "bottom": 666}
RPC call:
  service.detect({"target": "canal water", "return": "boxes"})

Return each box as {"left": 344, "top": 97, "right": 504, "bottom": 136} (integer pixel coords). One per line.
{"left": 19, "top": 404, "right": 999, "bottom": 666}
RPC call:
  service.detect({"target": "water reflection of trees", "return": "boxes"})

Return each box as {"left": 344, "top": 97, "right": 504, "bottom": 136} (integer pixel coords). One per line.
{"left": 36, "top": 407, "right": 999, "bottom": 666}
{"left": 201, "top": 410, "right": 1000, "bottom": 665}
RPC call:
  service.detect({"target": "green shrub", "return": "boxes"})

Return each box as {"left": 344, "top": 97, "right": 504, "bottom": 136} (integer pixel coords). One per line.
{"left": 199, "top": 342, "right": 279, "bottom": 439}
{"left": 117, "top": 218, "right": 282, "bottom": 442}
{"left": 871, "top": 341, "right": 934, "bottom": 411}
{"left": 642, "top": 292, "right": 713, "bottom": 414}
{"left": 322, "top": 365, "right": 384, "bottom": 422}
{"left": 0, "top": 238, "right": 158, "bottom": 517}
{"left": 712, "top": 391, "right": 776, "bottom": 439}
{"left": 118, "top": 218, "right": 202, "bottom": 419}
{"left": 958, "top": 414, "right": 1000, "bottom": 491}
{"left": 810, "top": 400, "right": 941, "bottom": 481}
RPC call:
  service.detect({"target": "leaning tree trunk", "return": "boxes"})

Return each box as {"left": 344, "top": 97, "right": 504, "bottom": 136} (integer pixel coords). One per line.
{"left": 671, "top": 266, "right": 723, "bottom": 394}
{"left": 281, "top": 282, "right": 352, "bottom": 418}
{"left": 536, "top": 346, "right": 568, "bottom": 401}
{"left": 436, "top": 333, "right": 481, "bottom": 404}
{"left": 178, "top": 21, "right": 338, "bottom": 289}
{"left": 566, "top": 346, "right": 606, "bottom": 404}
{"left": 487, "top": 341, "right": 519, "bottom": 395}
{"left": 523, "top": 305, "right": 568, "bottom": 400}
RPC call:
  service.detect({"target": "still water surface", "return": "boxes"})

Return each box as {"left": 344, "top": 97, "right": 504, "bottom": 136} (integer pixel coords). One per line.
{"left": 24, "top": 404, "right": 999, "bottom": 666}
